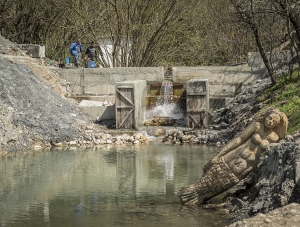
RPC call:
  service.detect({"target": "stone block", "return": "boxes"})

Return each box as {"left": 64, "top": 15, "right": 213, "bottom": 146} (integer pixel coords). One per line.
{"left": 20, "top": 44, "right": 45, "bottom": 58}
{"left": 80, "top": 105, "right": 115, "bottom": 121}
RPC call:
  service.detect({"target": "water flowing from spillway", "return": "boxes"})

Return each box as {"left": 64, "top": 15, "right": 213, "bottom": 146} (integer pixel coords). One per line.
{"left": 145, "top": 81, "right": 184, "bottom": 120}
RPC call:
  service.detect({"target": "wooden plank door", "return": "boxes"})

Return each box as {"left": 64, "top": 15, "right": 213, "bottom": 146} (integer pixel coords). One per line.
{"left": 186, "top": 91, "right": 206, "bottom": 129}
{"left": 116, "top": 86, "right": 134, "bottom": 129}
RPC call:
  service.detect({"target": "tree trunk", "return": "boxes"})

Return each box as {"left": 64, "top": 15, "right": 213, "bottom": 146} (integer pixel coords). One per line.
{"left": 252, "top": 25, "right": 277, "bottom": 85}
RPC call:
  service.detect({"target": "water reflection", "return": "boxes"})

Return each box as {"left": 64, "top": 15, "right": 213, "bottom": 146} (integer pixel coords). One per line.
{"left": 0, "top": 145, "right": 232, "bottom": 227}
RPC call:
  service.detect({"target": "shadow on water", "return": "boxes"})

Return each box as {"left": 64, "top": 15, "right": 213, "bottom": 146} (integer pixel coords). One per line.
{"left": 0, "top": 144, "right": 233, "bottom": 227}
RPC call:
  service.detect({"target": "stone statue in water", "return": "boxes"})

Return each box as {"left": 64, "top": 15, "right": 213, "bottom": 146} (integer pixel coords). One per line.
{"left": 177, "top": 107, "right": 288, "bottom": 205}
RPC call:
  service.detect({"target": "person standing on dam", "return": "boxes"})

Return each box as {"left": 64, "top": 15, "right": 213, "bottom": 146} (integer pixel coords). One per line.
{"left": 84, "top": 41, "right": 99, "bottom": 62}
{"left": 69, "top": 38, "right": 82, "bottom": 68}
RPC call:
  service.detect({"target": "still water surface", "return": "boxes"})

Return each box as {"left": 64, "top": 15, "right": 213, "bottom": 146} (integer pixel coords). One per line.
{"left": 0, "top": 144, "right": 232, "bottom": 227}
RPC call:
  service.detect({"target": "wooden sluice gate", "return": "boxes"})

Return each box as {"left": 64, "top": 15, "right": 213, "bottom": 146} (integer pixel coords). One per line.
{"left": 115, "top": 86, "right": 135, "bottom": 129}
{"left": 186, "top": 79, "right": 209, "bottom": 129}
{"left": 115, "top": 80, "right": 147, "bottom": 130}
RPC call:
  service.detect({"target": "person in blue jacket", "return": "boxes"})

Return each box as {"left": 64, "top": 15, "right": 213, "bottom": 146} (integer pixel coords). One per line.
{"left": 69, "top": 38, "right": 82, "bottom": 67}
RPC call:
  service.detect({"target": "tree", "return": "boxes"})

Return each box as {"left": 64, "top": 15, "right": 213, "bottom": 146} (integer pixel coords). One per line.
{"left": 230, "top": 0, "right": 287, "bottom": 85}
{"left": 272, "top": 0, "right": 300, "bottom": 76}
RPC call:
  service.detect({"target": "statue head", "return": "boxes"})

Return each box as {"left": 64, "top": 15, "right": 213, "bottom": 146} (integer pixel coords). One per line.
{"left": 256, "top": 107, "right": 288, "bottom": 140}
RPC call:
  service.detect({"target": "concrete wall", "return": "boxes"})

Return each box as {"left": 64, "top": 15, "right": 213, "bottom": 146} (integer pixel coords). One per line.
{"left": 248, "top": 50, "right": 294, "bottom": 69}
{"left": 52, "top": 63, "right": 268, "bottom": 124}
{"left": 53, "top": 67, "right": 164, "bottom": 97}
{"left": 79, "top": 105, "right": 115, "bottom": 121}
{"left": 171, "top": 65, "right": 265, "bottom": 109}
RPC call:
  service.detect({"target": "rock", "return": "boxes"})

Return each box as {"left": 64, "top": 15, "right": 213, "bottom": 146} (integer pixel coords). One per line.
{"left": 191, "top": 138, "right": 199, "bottom": 143}
{"left": 144, "top": 117, "right": 176, "bottom": 126}
{"left": 226, "top": 143, "right": 299, "bottom": 220}
{"left": 121, "top": 134, "right": 129, "bottom": 141}
{"left": 33, "top": 144, "right": 43, "bottom": 150}
{"left": 213, "top": 125, "right": 222, "bottom": 130}
{"left": 177, "top": 131, "right": 183, "bottom": 140}
{"left": 148, "top": 138, "right": 154, "bottom": 143}
{"left": 182, "top": 135, "right": 191, "bottom": 141}
{"left": 102, "top": 134, "right": 111, "bottom": 140}
{"left": 154, "top": 128, "right": 166, "bottom": 137}
{"left": 134, "top": 133, "right": 142, "bottom": 140}
{"left": 69, "top": 141, "right": 77, "bottom": 146}
{"left": 86, "top": 125, "right": 94, "bottom": 130}
{"left": 115, "top": 141, "right": 121, "bottom": 145}
{"left": 106, "top": 139, "right": 112, "bottom": 144}
{"left": 53, "top": 142, "right": 62, "bottom": 147}
{"left": 213, "top": 117, "right": 221, "bottom": 124}
{"left": 156, "top": 138, "right": 163, "bottom": 143}
{"left": 168, "top": 129, "right": 177, "bottom": 136}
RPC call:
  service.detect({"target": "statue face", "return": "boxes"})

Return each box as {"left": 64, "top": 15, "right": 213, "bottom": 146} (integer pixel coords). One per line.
{"left": 265, "top": 113, "right": 280, "bottom": 129}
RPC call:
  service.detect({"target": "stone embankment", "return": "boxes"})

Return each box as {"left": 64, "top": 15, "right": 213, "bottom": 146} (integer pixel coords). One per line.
{"left": 158, "top": 128, "right": 223, "bottom": 145}
{"left": 53, "top": 124, "right": 154, "bottom": 148}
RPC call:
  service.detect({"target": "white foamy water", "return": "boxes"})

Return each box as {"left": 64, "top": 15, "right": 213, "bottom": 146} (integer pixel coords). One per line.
{"left": 145, "top": 80, "right": 185, "bottom": 121}
{"left": 146, "top": 103, "right": 183, "bottom": 120}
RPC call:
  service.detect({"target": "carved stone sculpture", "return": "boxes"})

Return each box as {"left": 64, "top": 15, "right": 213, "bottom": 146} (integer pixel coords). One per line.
{"left": 177, "top": 107, "right": 288, "bottom": 205}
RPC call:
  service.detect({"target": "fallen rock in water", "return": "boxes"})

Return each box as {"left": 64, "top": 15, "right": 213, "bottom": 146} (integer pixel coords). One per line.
{"left": 144, "top": 117, "right": 176, "bottom": 126}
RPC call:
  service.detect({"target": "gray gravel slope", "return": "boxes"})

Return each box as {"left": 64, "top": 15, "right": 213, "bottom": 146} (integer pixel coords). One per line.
{"left": 0, "top": 55, "right": 89, "bottom": 150}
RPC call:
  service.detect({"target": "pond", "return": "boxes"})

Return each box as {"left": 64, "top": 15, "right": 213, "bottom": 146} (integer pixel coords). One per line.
{"left": 0, "top": 144, "right": 233, "bottom": 227}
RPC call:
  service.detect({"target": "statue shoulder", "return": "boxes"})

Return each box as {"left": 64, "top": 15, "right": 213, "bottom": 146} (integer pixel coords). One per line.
{"left": 243, "top": 122, "right": 261, "bottom": 135}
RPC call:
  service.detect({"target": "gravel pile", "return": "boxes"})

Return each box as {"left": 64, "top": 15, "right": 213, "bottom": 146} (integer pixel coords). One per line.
{"left": 0, "top": 40, "right": 90, "bottom": 152}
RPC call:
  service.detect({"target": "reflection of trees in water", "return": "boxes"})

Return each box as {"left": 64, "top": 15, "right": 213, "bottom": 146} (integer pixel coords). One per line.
{"left": 101, "top": 146, "right": 139, "bottom": 165}
{"left": 0, "top": 145, "right": 222, "bottom": 226}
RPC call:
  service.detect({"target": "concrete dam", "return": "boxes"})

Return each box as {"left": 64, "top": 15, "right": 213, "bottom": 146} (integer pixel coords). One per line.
{"left": 50, "top": 55, "right": 266, "bottom": 130}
